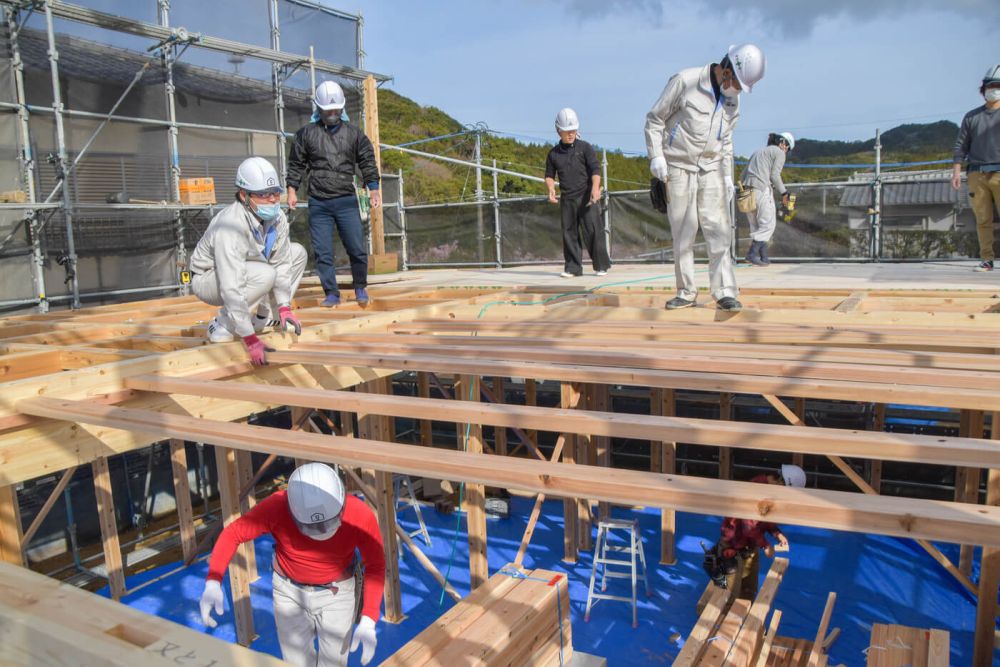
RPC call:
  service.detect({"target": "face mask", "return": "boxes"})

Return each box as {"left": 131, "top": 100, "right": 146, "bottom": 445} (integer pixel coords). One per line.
{"left": 321, "top": 111, "right": 342, "bottom": 126}
{"left": 254, "top": 202, "right": 280, "bottom": 222}
{"left": 295, "top": 515, "right": 342, "bottom": 541}
{"left": 721, "top": 85, "right": 740, "bottom": 99}
{"left": 986, "top": 88, "right": 1000, "bottom": 103}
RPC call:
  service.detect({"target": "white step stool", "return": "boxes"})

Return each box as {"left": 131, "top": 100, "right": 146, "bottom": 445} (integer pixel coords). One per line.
{"left": 583, "top": 517, "right": 651, "bottom": 628}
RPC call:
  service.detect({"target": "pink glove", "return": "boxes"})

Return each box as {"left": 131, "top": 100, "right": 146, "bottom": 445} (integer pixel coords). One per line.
{"left": 242, "top": 334, "right": 274, "bottom": 366}
{"left": 278, "top": 306, "right": 302, "bottom": 335}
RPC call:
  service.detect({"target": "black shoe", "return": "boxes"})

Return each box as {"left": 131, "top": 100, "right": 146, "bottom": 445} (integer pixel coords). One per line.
{"left": 665, "top": 296, "right": 696, "bottom": 310}
{"left": 745, "top": 240, "right": 761, "bottom": 265}
{"left": 716, "top": 297, "right": 743, "bottom": 312}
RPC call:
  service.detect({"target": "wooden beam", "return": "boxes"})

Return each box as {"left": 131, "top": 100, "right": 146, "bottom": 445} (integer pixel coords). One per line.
{"left": 213, "top": 446, "right": 255, "bottom": 646}
{"left": 20, "top": 466, "right": 77, "bottom": 554}
{"left": 18, "top": 397, "right": 1000, "bottom": 548}
{"left": 458, "top": 375, "right": 488, "bottom": 590}
{"left": 92, "top": 456, "right": 126, "bottom": 600}
{"left": 0, "top": 485, "right": 23, "bottom": 566}
{"left": 808, "top": 592, "right": 837, "bottom": 667}
{"left": 723, "top": 558, "right": 789, "bottom": 665}
{"left": 123, "top": 374, "right": 1000, "bottom": 470}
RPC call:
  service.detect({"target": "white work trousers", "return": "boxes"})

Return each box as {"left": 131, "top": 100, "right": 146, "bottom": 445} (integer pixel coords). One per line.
{"left": 191, "top": 242, "right": 307, "bottom": 333}
{"left": 746, "top": 187, "right": 777, "bottom": 243}
{"left": 272, "top": 571, "right": 357, "bottom": 667}
{"left": 665, "top": 169, "right": 737, "bottom": 301}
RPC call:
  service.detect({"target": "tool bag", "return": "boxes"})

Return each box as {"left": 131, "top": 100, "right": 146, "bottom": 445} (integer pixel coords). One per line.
{"left": 649, "top": 178, "right": 668, "bottom": 213}
{"left": 700, "top": 540, "right": 737, "bottom": 588}
{"left": 736, "top": 183, "right": 757, "bottom": 213}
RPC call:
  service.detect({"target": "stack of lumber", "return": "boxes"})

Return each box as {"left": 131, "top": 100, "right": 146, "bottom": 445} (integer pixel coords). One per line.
{"left": 383, "top": 563, "right": 572, "bottom": 666}
{"left": 865, "top": 624, "right": 948, "bottom": 667}
{"left": 0, "top": 562, "right": 287, "bottom": 666}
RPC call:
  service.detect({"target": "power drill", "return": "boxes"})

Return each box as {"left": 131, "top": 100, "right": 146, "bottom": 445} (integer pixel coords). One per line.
{"left": 778, "top": 193, "right": 797, "bottom": 223}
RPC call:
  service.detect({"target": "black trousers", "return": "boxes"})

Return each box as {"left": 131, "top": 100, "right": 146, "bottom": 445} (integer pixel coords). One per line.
{"left": 560, "top": 193, "right": 611, "bottom": 275}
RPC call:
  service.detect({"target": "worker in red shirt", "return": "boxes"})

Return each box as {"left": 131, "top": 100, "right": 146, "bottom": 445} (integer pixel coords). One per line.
{"left": 716, "top": 464, "right": 806, "bottom": 599}
{"left": 199, "top": 463, "right": 385, "bottom": 666}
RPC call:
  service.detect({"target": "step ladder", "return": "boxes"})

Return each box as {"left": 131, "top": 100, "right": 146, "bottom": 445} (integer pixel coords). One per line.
{"left": 584, "top": 517, "right": 651, "bottom": 628}
{"left": 393, "top": 474, "right": 431, "bottom": 549}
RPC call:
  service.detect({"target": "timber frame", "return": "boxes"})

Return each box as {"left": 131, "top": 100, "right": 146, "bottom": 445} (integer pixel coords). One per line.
{"left": 0, "top": 278, "right": 999, "bottom": 665}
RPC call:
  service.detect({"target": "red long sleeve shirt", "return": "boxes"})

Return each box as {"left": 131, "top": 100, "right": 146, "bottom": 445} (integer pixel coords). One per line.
{"left": 719, "top": 474, "right": 781, "bottom": 557}
{"left": 207, "top": 491, "right": 386, "bottom": 622}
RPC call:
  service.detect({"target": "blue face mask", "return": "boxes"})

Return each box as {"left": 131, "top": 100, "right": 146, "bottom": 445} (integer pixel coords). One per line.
{"left": 254, "top": 202, "right": 281, "bottom": 222}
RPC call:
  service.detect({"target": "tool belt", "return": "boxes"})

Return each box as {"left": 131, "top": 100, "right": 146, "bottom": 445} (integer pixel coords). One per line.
{"left": 273, "top": 557, "right": 354, "bottom": 594}
{"left": 701, "top": 541, "right": 737, "bottom": 588}
{"left": 736, "top": 183, "right": 757, "bottom": 213}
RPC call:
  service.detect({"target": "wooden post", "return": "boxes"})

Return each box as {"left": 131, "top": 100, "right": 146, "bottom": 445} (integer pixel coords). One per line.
{"left": 869, "top": 403, "right": 885, "bottom": 493}
{"left": 792, "top": 397, "right": 806, "bottom": 469}
{"left": 525, "top": 379, "right": 538, "bottom": 448}
{"left": 594, "top": 383, "right": 611, "bottom": 522}
{"left": 973, "top": 410, "right": 1000, "bottom": 667}
{"left": 363, "top": 74, "right": 384, "bottom": 256}
{"left": 458, "top": 375, "right": 488, "bottom": 589}
{"left": 654, "top": 389, "right": 678, "bottom": 565}
{"left": 374, "top": 470, "right": 404, "bottom": 622}
{"left": 0, "top": 485, "right": 24, "bottom": 566}
{"left": 214, "top": 446, "right": 255, "bottom": 646}
{"left": 235, "top": 449, "right": 259, "bottom": 583}
{"left": 92, "top": 456, "right": 126, "bottom": 600}
{"left": 417, "top": 372, "right": 432, "bottom": 446}
{"left": 562, "top": 382, "right": 581, "bottom": 563}
{"left": 719, "top": 393, "right": 733, "bottom": 480}
{"left": 169, "top": 439, "right": 197, "bottom": 564}
{"left": 958, "top": 409, "right": 984, "bottom": 576}
{"left": 577, "top": 385, "right": 594, "bottom": 552}
{"left": 493, "top": 377, "right": 507, "bottom": 456}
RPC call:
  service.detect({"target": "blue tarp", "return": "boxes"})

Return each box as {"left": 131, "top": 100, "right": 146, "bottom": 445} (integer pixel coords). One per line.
{"left": 105, "top": 496, "right": 997, "bottom": 665}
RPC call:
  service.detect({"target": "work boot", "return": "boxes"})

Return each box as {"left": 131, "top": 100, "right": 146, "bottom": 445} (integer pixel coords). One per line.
{"left": 355, "top": 287, "right": 370, "bottom": 306}
{"left": 758, "top": 242, "right": 770, "bottom": 266}
{"left": 321, "top": 293, "right": 341, "bottom": 307}
{"left": 745, "top": 240, "right": 761, "bottom": 265}
{"left": 665, "top": 296, "right": 696, "bottom": 310}
{"left": 207, "top": 316, "right": 235, "bottom": 343}
{"left": 716, "top": 297, "right": 743, "bottom": 312}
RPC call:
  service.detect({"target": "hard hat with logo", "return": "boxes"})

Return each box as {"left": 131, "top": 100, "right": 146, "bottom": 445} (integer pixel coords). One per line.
{"left": 314, "top": 80, "right": 346, "bottom": 111}
{"left": 780, "top": 464, "right": 807, "bottom": 488}
{"left": 983, "top": 64, "right": 1000, "bottom": 86}
{"left": 235, "top": 156, "right": 281, "bottom": 194}
{"left": 778, "top": 132, "right": 795, "bottom": 151}
{"left": 287, "top": 463, "right": 346, "bottom": 541}
{"left": 727, "top": 43, "right": 766, "bottom": 93}
{"left": 555, "top": 107, "right": 580, "bottom": 132}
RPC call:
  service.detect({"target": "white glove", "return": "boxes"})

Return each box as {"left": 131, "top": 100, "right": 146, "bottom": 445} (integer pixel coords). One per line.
{"left": 349, "top": 615, "right": 378, "bottom": 665}
{"left": 199, "top": 579, "right": 225, "bottom": 628}
{"left": 649, "top": 155, "right": 668, "bottom": 182}
{"left": 724, "top": 172, "right": 735, "bottom": 204}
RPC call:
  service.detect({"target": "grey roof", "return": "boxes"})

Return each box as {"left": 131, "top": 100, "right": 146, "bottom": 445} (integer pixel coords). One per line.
{"left": 839, "top": 170, "right": 968, "bottom": 208}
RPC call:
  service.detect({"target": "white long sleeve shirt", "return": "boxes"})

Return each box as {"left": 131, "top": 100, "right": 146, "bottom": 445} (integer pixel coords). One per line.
{"left": 189, "top": 201, "right": 295, "bottom": 337}
{"left": 644, "top": 64, "right": 740, "bottom": 179}
{"left": 741, "top": 145, "right": 787, "bottom": 195}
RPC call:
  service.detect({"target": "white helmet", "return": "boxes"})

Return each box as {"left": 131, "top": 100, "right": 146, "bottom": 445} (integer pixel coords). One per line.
{"left": 727, "top": 43, "right": 766, "bottom": 93}
{"left": 314, "top": 81, "right": 346, "bottom": 111}
{"left": 778, "top": 132, "right": 795, "bottom": 151}
{"left": 780, "top": 464, "right": 807, "bottom": 488}
{"left": 555, "top": 107, "right": 579, "bottom": 132}
{"left": 235, "top": 156, "right": 281, "bottom": 193}
{"left": 984, "top": 64, "right": 1000, "bottom": 86}
{"left": 287, "top": 463, "right": 345, "bottom": 541}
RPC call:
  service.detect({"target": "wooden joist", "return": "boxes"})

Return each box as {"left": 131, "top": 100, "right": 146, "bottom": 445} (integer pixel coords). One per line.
{"left": 867, "top": 624, "right": 949, "bottom": 667}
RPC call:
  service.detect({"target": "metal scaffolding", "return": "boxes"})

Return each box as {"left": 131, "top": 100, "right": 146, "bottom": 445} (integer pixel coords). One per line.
{"left": 0, "top": 0, "right": 390, "bottom": 312}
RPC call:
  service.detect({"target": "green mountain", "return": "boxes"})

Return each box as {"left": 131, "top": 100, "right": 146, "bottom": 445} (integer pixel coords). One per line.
{"left": 376, "top": 89, "right": 958, "bottom": 203}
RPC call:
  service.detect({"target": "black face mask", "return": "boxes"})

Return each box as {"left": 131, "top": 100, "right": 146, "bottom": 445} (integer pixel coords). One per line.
{"left": 294, "top": 514, "right": 342, "bottom": 540}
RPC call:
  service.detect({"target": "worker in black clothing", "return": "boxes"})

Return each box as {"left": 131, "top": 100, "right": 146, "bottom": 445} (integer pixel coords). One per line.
{"left": 545, "top": 107, "right": 611, "bottom": 278}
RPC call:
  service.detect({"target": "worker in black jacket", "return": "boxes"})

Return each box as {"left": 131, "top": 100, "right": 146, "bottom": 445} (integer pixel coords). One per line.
{"left": 545, "top": 107, "right": 611, "bottom": 278}
{"left": 286, "top": 81, "right": 381, "bottom": 307}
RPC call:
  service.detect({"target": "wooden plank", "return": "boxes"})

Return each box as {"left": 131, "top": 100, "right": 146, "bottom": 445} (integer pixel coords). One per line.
{"left": 459, "top": 375, "right": 488, "bottom": 589}
{"left": 834, "top": 291, "right": 867, "bottom": 312}
{"left": 927, "top": 629, "right": 949, "bottom": 667}
{"left": 755, "top": 609, "right": 782, "bottom": 667}
{"left": 724, "top": 558, "right": 790, "bottom": 666}
{"left": 123, "top": 374, "right": 1000, "bottom": 471}
{"left": 0, "top": 562, "right": 289, "bottom": 667}
{"left": 168, "top": 440, "right": 197, "bottom": 564}
{"left": 674, "top": 585, "right": 732, "bottom": 666}
{"left": 807, "top": 592, "right": 837, "bottom": 667}
{"left": 0, "top": 484, "right": 23, "bottom": 566}
{"left": 702, "top": 598, "right": 753, "bottom": 665}
{"left": 213, "top": 446, "right": 255, "bottom": 646}
{"left": 92, "top": 456, "right": 126, "bottom": 600}
{"left": 17, "top": 397, "right": 1000, "bottom": 547}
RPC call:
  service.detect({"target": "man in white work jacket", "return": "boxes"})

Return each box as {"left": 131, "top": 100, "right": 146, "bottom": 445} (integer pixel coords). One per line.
{"left": 645, "top": 43, "right": 766, "bottom": 313}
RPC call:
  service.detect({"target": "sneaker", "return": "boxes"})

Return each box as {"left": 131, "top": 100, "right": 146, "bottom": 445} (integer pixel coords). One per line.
{"left": 252, "top": 313, "right": 279, "bottom": 333}
{"left": 321, "top": 293, "right": 341, "bottom": 307}
{"left": 975, "top": 260, "right": 994, "bottom": 272}
{"left": 595, "top": 270, "right": 608, "bottom": 276}
{"left": 559, "top": 271, "right": 576, "bottom": 278}
{"left": 716, "top": 296, "right": 743, "bottom": 312}
{"left": 207, "top": 316, "right": 235, "bottom": 343}
{"left": 665, "top": 296, "right": 696, "bottom": 310}
{"left": 355, "top": 287, "right": 370, "bottom": 306}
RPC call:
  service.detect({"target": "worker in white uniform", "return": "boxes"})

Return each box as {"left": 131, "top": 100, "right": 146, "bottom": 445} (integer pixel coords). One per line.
{"left": 189, "top": 157, "right": 308, "bottom": 366}
{"left": 741, "top": 132, "right": 794, "bottom": 266}
{"left": 645, "top": 43, "right": 766, "bottom": 313}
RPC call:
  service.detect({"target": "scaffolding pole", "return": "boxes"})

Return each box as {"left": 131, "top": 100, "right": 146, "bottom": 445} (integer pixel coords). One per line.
{"left": 5, "top": 5, "right": 47, "bottom": 312}
{"left": 397, "top": 168, "right": 408, "bottom": 270}
{"left": 43, "top": 0, "right": 80, "bottom": 308}
{"left": 269, "top": 0, "right": 288, "bottom": 185}
{"left": 158, "top": 0, "right": 187, "bottom": 296}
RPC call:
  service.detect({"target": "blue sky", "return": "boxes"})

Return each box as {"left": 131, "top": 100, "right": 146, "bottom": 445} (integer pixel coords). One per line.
{"left": 343, "top": 0, "right": 997, "bottom": 155}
